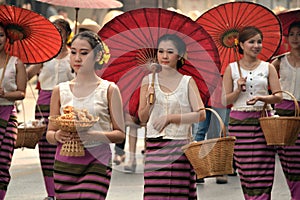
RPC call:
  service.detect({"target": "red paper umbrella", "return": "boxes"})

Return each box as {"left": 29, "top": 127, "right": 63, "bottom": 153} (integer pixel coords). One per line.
{"left": 277, "top": 8, "right": 300, "bottom": 37}
{"left": 36, "top": 0, "right": 123, "bottom": 33}
{"left": 196, "top": 2, "right": 282, "bottom": 74}
{"left": 274, "top": 8, "right": 300, "bottom": 55}
{"left": 97, "top": 8, "right": 221, "bottom": 116}
{"left": 0, "top": 5, "right": 62, "bottom": 64}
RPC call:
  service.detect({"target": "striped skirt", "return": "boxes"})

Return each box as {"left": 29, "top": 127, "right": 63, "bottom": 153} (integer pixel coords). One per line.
{"left": 36, "top": 90, "right": 56, "bottom": 196}
{"left": 229, "top": 110, "right": 276, "bottom": 200}
{"left": 0, "top": 105, "right": 17, "bottom": 198}
{"left": 144, "top": 138, "right": 197, "bottom": 200}
{"left": 54, "top": 143, "right": 112, "bottom": 200}
{"left": 275, "top": 99, "right": 300, "bottom": 199}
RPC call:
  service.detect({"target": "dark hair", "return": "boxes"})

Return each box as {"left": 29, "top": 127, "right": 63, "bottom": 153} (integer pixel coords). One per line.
{"left": 238, "top": 26, "right": 263, "bottom": 54}
{"left": 157, "top": 34, "right": 186, "bottom": 69}
{"left": 288, "top": 21, "right": 300, "bottom": 35}
{"left": 53, "top": 18, "right": 71, "bottom": 42}
{"left": 71, "top": 31, "right": 105, "bottom": 70}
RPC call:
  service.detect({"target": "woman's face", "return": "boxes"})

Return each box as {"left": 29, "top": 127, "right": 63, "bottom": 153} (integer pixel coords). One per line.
{"left": 157, "top": 40, "right": 180, "bottom": 69}
{"left": 240, "top": 33, "right": 262, "bottom": 58}
{"left": 288, "top": 26, "right": 300, "bottom": 49}
{"left": 70, "top": 38, "right": 96, "bottom": 73}
{"left": 0, "top": 26, "right": 7, "bottom": 52}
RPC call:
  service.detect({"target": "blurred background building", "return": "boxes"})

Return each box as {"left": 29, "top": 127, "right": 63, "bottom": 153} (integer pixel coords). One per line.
{"left": 3, "top": 0, "right": 299, "bottom": 29}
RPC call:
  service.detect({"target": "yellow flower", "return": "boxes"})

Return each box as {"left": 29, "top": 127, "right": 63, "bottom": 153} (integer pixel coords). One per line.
{"left": 99, "top": 42, "right": 111, "bottom": 65}
{"left": 234, "top": 38, "right": 239, "bottom": 46}
{"left": 67, "top": 32, "right": 74, "bottom": 45}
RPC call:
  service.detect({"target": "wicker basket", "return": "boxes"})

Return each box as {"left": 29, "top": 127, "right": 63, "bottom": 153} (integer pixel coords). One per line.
{"left": 16, "top": 124, "right": 46, "bottom": 149}
{"left": 182, "top": 108, "right": 236, "bottom": 179}
{"left": 259, "top": 91, "right": 300, "bottom": 146}
{"left": 60, "top": 133, "right": 85, "bottom": 157}
{"left": 49, "top": 115, "right": 99, "bottom": 156}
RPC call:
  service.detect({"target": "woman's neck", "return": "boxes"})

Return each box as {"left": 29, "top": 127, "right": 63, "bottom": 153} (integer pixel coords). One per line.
{"left": 240, "top": 56, "right": 259, "bottom": 70}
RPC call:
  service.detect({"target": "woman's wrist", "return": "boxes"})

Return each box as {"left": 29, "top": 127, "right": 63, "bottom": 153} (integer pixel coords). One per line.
{"left": 54, "top": 131, "right": 58, "bottom": 142}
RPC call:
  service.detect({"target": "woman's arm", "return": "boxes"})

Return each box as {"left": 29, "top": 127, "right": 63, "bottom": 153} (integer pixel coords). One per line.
{"left": 46, "top": 85, "right": 61, "bottom": 144}
{"left": 104, "top": 83, "right": 125, "bottom": 143}
{"left": 138, "top": 75, "right": 153, "bottom": 123}
{"left": 223, "top": 64, "right": 243, "bottom": 105}
{"left": 0, "top": 59, "right": 27, "bottom": 101}
{"left": 26, "top": 63, "right": 42, "bottom": 81}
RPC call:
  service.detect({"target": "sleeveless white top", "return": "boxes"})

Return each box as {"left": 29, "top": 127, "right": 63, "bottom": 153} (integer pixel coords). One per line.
{"left": 59, "top": 80, "right": 113, "bottom": 147}
{"left": 0, "top": 56, "right": 18, "bottom": 105}
{"left": 39, "top": 55, "right": 74, "bottom": 90}
{"left": 231, "top": 61, "right": 271, "bottom": 111}
{"left": 279, "top": 55, "right": 300, "bottom": 101}
{"left": 147, "top": 73, "right": 192, "bottom": 140}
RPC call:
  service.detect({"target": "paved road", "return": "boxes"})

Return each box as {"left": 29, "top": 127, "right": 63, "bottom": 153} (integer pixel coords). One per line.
{"left": 5, "top": 83, "right": 291, "bottom": 200}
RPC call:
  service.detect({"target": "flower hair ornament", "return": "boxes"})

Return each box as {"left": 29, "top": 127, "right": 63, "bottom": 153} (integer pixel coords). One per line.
{"left": 99, "top": 42, "right": 111, "bottom": 65}
{"left": 180, "top": 52, "right": 188, "bottom": 65}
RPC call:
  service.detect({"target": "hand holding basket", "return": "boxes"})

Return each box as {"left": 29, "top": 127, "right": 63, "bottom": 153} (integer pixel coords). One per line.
{"left": 259, "top": 90, "right": 300, "bottom": 146}
{"left": 182, "top": 108, "right": 236, "bottom": 179}
{"left": 49, "top": 115, "right": 99, "bottom": 156}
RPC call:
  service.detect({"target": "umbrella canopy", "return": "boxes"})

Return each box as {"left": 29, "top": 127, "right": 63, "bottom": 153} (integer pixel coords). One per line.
{"left": 97, "top": 8, "right": 221, "bottom": 116}
{"left": 196, "top": 2, "right": 282, "bottom": 74}
{"left": 277, "top": 8, "right": 300, "bottom": 37}
{"left": 36, "top": 0, "right": 123, "bottom": 33}
{"left": 0, "top": 5, "right": 62, "bottom": 64}
{"left": 274, "top": 8, "right": 300, "bottom": 56}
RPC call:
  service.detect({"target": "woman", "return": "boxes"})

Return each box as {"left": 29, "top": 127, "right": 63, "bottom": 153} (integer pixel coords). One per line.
{"left": 272, "top": 21, "right": 300, "bottom": 200}
{"left": 26, "top": 18, "right": 74, "bottom": 200}
{"left": 223, "top": 26, "right": 282, "bottom": 199}
{"left": 46, "top": 31, "right": 125, "bottom": 199}
{"left": 138, "top": 34, "right": 206, "bottom": 199}
{"left": 0, "top": 22, "right": 27, "bottom": 199}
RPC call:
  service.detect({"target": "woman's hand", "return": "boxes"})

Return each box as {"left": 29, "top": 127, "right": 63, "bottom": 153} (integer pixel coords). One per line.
{"left": 246, "top": 96, "right": 259, "bottom": 105}
{"left": 55, "top": 130, "right": 72, "bottom": 143}
{"left": 152, "top": 115, "right": 170, "bottom": 132}
{"left": 237, "top": 77, "right": 247, "bottom": 92}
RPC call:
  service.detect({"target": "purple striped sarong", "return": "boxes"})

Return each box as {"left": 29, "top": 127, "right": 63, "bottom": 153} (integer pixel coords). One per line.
{"left": 275, "top": 99, "right": 300, "bottom": 200}
{"left": 229, "top": 110, "right": 276, "bottom": 200}
{"left": 144, "top": 138, "right": 197, "bottom": 200}
{"left": 0, "top": 105, "right": 17, "bottom": 199}
{"left": 54, "top": 143, "right": 112, "bottom": 200}
{"left": 36, "top": 90, "right": 56, "bottom": 197}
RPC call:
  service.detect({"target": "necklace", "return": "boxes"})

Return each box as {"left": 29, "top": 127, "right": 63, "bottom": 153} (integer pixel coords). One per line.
{"left": 240, "top": 60, "right": 259, "bottom": 70}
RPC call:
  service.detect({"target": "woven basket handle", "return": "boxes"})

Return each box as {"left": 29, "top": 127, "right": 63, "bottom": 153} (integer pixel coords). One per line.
{"left": 200, "top": 107, "right": 227, "bottom": 138}
{"left": 261, "top": 90, "right": 299, "bottom": 117}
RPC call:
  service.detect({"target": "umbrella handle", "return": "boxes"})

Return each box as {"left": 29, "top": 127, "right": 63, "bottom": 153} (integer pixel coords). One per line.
{"left": 149, "top": 71, "right": 155, "bottom": 105}
{"left": 234, "top": 46, "right": 246, "bottom": 92}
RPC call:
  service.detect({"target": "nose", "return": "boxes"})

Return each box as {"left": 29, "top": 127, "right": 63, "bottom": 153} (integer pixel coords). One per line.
{"left": 74, "top": 53, "right": 81, "bottom": 61}
{"left": 162, "top": 51, "right": 168, "bottom": 58}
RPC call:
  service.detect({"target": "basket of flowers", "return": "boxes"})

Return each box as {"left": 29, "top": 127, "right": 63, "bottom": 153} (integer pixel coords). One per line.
{"left": 259, "top": 90, "right": 300, "bottom": 146}
{"left": 16, "top": 120, "right": 46, "bottom": 149}
{"left": 49, "top": 106, "right": 99, "bottom": 156}
{"left": 182, "top": 108, "right": 236, "bottom": 179}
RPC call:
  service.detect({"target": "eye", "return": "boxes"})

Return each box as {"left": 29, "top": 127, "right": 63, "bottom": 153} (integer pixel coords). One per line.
{"left": 81, "top": 51, "right": 89, "bottom": 55}
{"left": 158, "top": 49, "right": 164, "bottom": 53}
